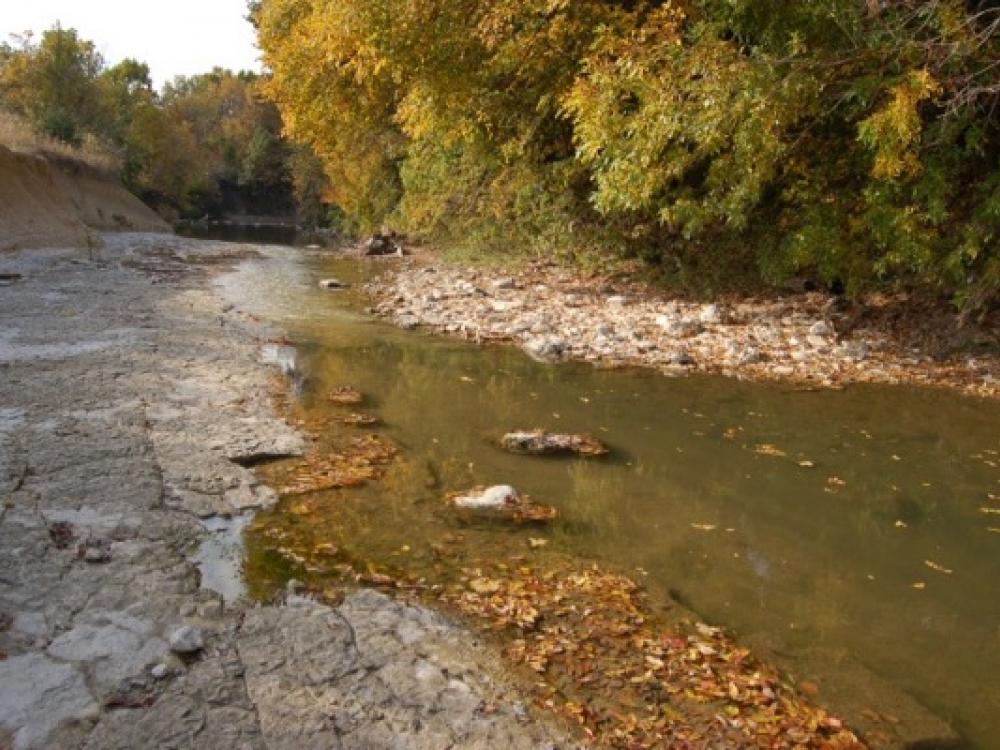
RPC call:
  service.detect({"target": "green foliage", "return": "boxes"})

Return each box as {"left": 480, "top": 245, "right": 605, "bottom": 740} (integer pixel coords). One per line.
{"left": 1, "top": 25, "right": 329, "bottom": 222}
{"left": 255, "top": 0, "right": 1000, "bottom": 311}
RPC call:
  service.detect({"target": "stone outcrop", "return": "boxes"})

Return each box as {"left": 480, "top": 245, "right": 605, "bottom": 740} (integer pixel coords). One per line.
{"left": 0, "top": 234, "right": 570, "bottom": 750}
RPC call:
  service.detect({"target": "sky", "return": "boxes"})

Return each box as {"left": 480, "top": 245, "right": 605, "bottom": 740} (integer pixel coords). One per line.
{"left": 1, "top": 0, "right": 262, "bottom": 89}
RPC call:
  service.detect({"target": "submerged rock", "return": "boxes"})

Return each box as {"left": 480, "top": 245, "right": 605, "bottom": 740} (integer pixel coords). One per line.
{"left": 449, "top": 485, "right": 559, "bottom": 523}
{"left": 452, "top": 485, "right": 519, "bottom": 511}
{"left": 318, "top": 278, "right": 349, "bottom": 290}
{"left": 500, "top": 430, "right": 609, "bottom": 457}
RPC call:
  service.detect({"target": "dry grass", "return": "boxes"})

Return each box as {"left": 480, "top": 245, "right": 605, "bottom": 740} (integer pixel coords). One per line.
{"left": 0, "top": 109, "right": 121, "bottom": 173}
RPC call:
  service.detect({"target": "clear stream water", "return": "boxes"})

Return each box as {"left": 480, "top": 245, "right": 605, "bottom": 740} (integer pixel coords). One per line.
{"left": 215, "top": 244, "right": 1000, "bottom": 749}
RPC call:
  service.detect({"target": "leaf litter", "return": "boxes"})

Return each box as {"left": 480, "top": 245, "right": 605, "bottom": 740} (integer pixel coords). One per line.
{"left": 254, "top": 366, "right": 866, "bottom": 750}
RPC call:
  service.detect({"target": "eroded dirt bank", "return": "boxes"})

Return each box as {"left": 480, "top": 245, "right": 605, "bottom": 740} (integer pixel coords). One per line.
{"left": 0, "top": 234, "right": 567, "bottom": 750}
{"left": 365, "top": 260, "right": 1000, "bottom": 398}
{"left": 0, "top": 146, "right": 168, "bottom": 252}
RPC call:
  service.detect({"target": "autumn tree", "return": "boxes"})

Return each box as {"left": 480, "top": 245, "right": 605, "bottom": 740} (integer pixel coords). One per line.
{"left": 255, "top": 0, "right": 1000, "bottom": 312}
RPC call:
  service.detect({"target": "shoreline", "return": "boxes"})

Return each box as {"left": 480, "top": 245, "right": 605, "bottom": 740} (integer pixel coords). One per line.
{"left": 0, "top": 233, "right": 569, "bottom": 749}
{"left": 364, "top": 258, "right": 1000, "bottom": 399}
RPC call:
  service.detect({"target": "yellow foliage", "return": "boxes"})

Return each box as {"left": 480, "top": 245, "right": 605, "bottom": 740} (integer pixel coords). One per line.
{"left": 858, "top": 70, "right": 940, "bottom": 181}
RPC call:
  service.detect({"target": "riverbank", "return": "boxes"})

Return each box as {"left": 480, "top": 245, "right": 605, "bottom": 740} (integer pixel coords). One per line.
{"left": 0, "top": 234, "right": 568, "bottom": 749}
{"left": 365, "top": 258, "right": 1000, "bottom": 398}
{"left": 0, "top": 146, "right": 168, "bottom": 252}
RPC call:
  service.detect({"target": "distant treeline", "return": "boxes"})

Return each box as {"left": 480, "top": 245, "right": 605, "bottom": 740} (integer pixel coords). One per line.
{"left": 0, "top": 25, "right": 335, "bottom": 225}
{"left": 254, "top": 0, "right": 1000, "bottom": 312}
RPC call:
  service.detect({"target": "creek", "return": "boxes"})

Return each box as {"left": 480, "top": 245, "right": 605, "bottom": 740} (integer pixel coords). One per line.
{"left": 215, "top": 244, "right": 1000, "bottom": 748}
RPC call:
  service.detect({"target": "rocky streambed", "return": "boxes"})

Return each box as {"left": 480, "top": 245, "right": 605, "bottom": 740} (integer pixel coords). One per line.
{"left": 365, "top": 261, "right": 1000, "bottom": 398}
{"left": 0, "top": 234, "right": 569, "bottom": 750}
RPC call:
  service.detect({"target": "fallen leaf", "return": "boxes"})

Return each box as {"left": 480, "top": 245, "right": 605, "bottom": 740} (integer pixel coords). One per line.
{"left": 469, "top": 578, "right": 502, "bottom": 594}
{"left": 924, "top": 560, "right": 953, "bottom": 575}
{"left": 754, "top": 444, "right": 787, "bottom": 458}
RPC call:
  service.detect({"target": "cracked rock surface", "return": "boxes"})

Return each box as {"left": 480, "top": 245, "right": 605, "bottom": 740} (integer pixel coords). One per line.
{"left": 0, "top": 234, "right": 571, "bottom": 750}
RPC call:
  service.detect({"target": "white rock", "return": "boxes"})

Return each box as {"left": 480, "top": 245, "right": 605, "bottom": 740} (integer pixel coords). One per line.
{"left": 396, "top": 314, "right": 420, "bottom": 330}
{"left": 654, "top": 314, "right": 675, "bottom": 329}
{"left": 168, "top": 625, "right": 204, "bottom": 655}
{"left": 665, "top": 319, "right": 703, "bottom": 338}
{"left": 806, "top": 335, "right": 829, "bottom": 349}
{"left": 809, "top": 320, "right": 833, "bottom": 337}
{"left": 453, "top": 485, "right": 519, "bottom": 510}
{"left": 151, "top": 663, "right": 169, "bottom": 680}
{"left": 836, "top": 341, "right": 869, "bottom": 361}
{"left": 318, "top": 278, "right": 348, "bottom": 290}
{"left": 606, "top": 295, "right": 627, "bottom": 306}
{"left": 492, "top": 277, "right": 516, "bottom": 291}
{"left": 699, "top": 304, "right": 722, "bottom": 324}
{"left": 524, "top": 337, "right": 566, "bottom": 363}
{"left": 737, "top": 346, "right": 763, "bottom": 365}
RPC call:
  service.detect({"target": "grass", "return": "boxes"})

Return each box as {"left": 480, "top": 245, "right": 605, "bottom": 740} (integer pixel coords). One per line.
{"left": 0, "top": 109, "right": 121, "bottom": 173}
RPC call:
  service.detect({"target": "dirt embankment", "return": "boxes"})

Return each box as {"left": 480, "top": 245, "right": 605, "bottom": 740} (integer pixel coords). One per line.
{"left": 0, "top": 145, "right": 168, "bottom": 251}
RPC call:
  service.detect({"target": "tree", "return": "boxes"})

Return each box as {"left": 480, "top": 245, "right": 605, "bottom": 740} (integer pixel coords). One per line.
{"left": 0, "top": 25, "right": 107, "bottom": 145}
{"left": 254, "top": 0, "right": 1000, "bottom": 312}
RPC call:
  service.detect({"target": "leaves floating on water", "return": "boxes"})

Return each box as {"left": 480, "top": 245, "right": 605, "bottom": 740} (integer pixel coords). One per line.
{"left": 328, "top": 386, "right": 364, "bottom": 405}
{"left": 690, "top": 523, "right": 717, "bottom": 531}
{"left": 753, "top": 443, "right": 787, "bottom": 458}
{"left": 912, "top": 582, "right": 927, "bottom": 590}
{"left": 277, "top": 435, "right": 397, "bottom": 495}
{"left": 333, "top": 412, "right": 381, "bottom": 427}
{"left": 439, "top": 562, "right": 862, "bottom": 749}
{"left": 924, "top": 560, "right": 953, "bottom": 575}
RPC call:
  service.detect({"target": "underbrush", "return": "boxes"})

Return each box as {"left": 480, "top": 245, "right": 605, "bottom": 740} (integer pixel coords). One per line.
{"left": 0, "top": 109, "right": 121, "bottom": 174}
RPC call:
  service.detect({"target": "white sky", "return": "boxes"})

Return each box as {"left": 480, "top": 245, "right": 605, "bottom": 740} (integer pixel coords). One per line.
{"left": 1, "top": 0, "right": 262, "bottom": 89}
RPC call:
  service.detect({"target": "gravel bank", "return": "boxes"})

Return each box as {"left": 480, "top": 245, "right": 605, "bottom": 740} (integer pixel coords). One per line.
{"left": 366, "top": 261, "right": 1000, "bottom": 398}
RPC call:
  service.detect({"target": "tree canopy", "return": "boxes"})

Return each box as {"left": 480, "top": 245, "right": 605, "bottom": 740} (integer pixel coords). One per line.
{"left": 255, "top": 0, "right": 1000, "bottom": 312}
{"left": 0, "top": 25, "right": 332, "bottom": 223}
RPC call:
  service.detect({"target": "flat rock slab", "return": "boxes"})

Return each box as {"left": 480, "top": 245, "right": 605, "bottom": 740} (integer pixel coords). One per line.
{"left": 0, "top": 233, "right": 572, "bottom": 750}
{"left": 0, "top": 653, "right": 98, "bottom": 749}
{"left": 239, "top": 592, "right": 567, "bottom": 750}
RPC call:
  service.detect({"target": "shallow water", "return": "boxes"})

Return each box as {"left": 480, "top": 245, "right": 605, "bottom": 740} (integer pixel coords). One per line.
{"left": 218, "top": 248, "right": 1000, "bottom": 748}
